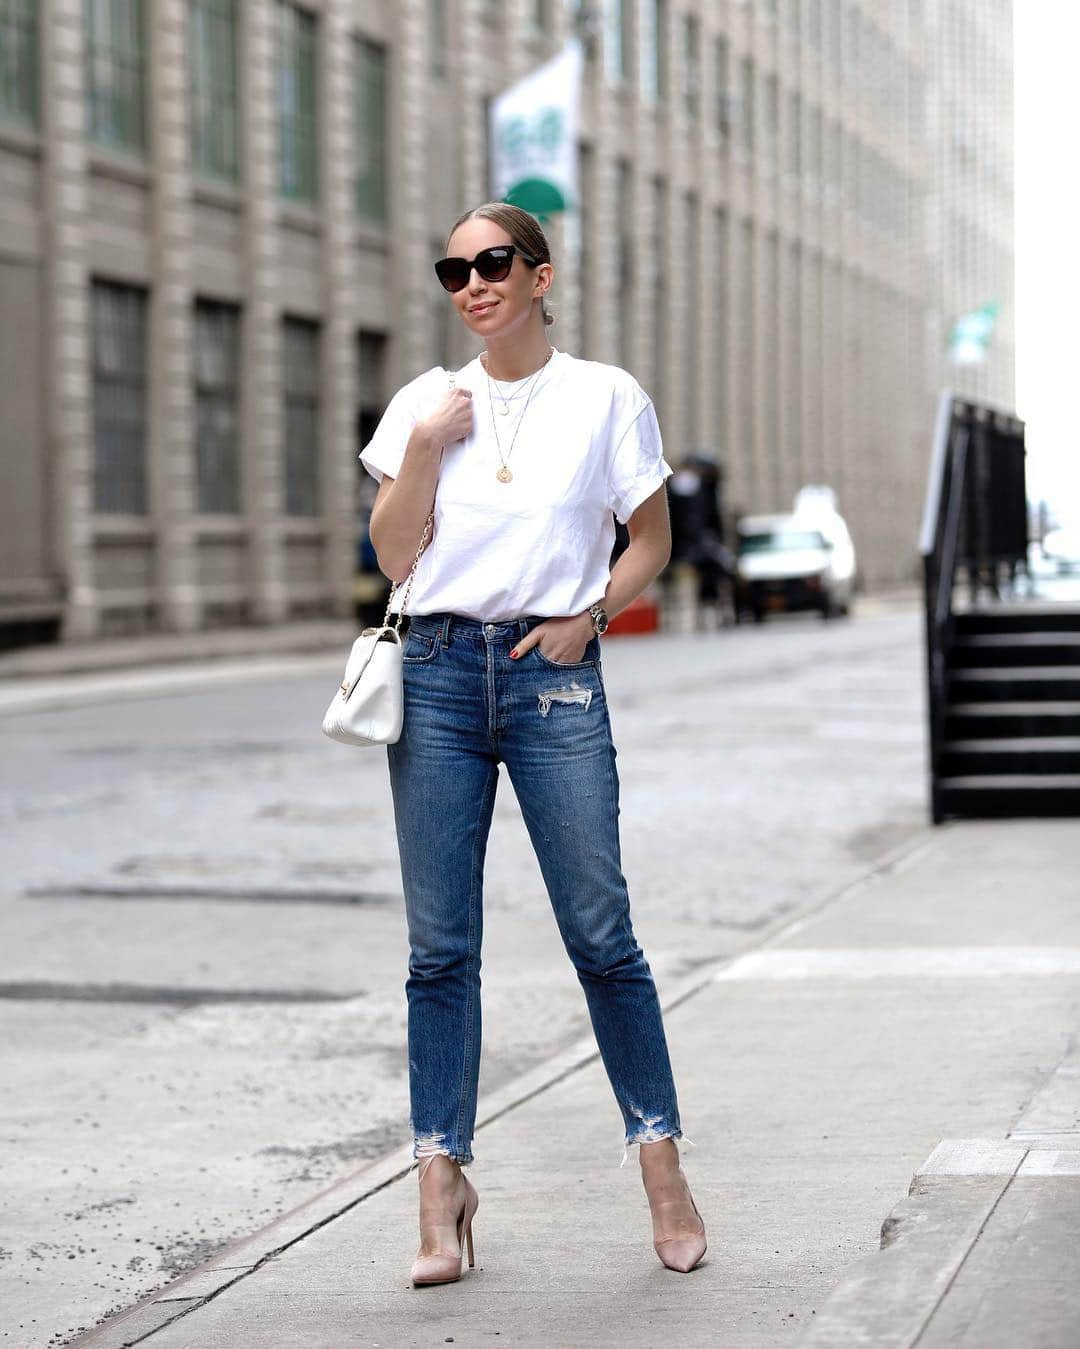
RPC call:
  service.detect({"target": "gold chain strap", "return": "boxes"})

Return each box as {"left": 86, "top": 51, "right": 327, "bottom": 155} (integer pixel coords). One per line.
{"left": 381, "top": 371, "right": 454, "bottom": 632}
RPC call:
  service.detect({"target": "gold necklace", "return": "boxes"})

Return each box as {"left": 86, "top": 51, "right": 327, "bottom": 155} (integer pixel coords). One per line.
{"left": 484, "top": 348, "right": 554, "bottom": 484}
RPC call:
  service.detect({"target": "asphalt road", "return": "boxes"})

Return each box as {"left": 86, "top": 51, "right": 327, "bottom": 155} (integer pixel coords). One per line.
{"left": 0, "top": 599, "right": 928, "bottom": 1347}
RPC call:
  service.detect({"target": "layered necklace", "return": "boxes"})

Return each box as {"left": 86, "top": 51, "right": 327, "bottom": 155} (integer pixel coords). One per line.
{"left": 483, "top": 347, "right": 554, "bottom": 484}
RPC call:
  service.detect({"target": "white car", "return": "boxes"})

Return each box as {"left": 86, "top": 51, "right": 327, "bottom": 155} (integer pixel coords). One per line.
{"left": 1041, "top": 527, "right": 1080, "bottom": 575}
{"left": 734, "top": 511, "right": 856, "bottom": 622}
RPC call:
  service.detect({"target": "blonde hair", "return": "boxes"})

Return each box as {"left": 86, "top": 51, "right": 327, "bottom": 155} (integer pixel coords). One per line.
{"left": 446, "top": 202, "right": 556, "bottom": 326}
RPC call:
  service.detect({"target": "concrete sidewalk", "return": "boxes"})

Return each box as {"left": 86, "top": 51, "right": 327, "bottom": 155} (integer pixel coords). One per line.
{"left": 71, "top": 819, "right": 1080, "bottom": 1348}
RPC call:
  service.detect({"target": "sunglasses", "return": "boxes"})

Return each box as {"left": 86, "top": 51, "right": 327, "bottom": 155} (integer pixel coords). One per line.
{"left": 434, "top": 244, "right": 540, "bottom": 294}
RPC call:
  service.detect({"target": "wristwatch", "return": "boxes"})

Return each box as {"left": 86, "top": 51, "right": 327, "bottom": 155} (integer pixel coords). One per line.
{"left": 588, "top": 603, "right": 609, "bottom": 636}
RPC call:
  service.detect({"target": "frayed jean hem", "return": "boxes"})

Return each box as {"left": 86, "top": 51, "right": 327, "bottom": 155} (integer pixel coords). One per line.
{"left": 412, "top": 1133, "right": 473, "bottom": 1167}
{"left": 620, "top": 1130, "right": 691, "bottom": 1168}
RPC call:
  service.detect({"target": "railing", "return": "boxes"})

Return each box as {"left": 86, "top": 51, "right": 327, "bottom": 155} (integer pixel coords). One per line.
{"left": 918, "top": 394, "right": 1028, "bottom": 823}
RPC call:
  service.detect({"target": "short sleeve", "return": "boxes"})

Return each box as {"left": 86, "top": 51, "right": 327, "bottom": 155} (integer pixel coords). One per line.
{"left": 608, "top": 394, "right": 673, "bottom": 525}
{"left": 359, "top": 368, "right": 445, "bottom": 484}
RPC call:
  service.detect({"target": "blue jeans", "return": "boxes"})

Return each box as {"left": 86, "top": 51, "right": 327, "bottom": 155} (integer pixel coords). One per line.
{"left": 387, "top": 613, "right": 682, "bottom": 1164}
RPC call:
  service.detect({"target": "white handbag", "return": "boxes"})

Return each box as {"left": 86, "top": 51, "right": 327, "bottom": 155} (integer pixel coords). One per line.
{"left": 321, "top": 512, "right": 433, "bottom": 747}
{"left": 323, "top": 371, "right": 453, "bottom": 748}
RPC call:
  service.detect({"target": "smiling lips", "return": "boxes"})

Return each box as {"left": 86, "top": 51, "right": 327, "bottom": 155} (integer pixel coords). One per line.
{"left": 469, "top": 302, "right": 498, "bottom": 315}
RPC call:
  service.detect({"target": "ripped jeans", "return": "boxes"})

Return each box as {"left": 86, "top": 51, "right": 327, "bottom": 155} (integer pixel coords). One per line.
{"left": 387, "top": 613, "right": 682, "bottom": 1165}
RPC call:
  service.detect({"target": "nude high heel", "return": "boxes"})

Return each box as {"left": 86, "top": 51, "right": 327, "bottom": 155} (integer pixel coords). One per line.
{"left": 641, "top": 1145, "right": 707, "bottom": 1273}
{"left": 650, "top": 1187, "right": 707, "bottom": 1273}
{"left": 410, "top": 1161, "right": 479, "bottom": 1287}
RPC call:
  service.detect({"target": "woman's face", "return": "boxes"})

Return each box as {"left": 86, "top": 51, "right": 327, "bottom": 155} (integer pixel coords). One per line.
{"left": 443, "top": 217, "right": 552, "bottom": 340}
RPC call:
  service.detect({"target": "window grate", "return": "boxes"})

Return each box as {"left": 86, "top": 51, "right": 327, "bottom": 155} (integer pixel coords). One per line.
{"left": 194, "top": 300, "right": 241, "bottom": 514}
{"left": 283, "top": 317, "right": 320, "bottom": 516}
{"left": 277, "top": 1, "right": 317, "bottom": 203}
{"left": 0, "top": 0, "right": 37, "bottom": 126}
{"left": 92, "top": 281, "right": 148, "bottom": 515}
{"left": 354, "top": 37, "right": 387, "bottom": 223}
{"left": 85, "top": 0, "right": 147, "bottom": 153}
{"left": 190, "top": 0, "right": 240, "bottom": 182}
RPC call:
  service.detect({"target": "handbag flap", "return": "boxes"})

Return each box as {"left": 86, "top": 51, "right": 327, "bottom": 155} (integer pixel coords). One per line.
{"left": 340, "top": 626, "right": 401, "bottom": 700}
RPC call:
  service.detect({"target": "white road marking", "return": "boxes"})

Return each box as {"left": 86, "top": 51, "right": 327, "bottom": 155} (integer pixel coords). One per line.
{"left": 714, "top": 946, "right": 1080, "bottom": 980}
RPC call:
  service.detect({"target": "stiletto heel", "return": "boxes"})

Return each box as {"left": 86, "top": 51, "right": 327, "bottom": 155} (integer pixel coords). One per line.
{"left": 640, "top": 1146, "right": 707, "bottom": 1274}
{"left": 410, "top": 1168, "right": 479, "bottom": 1287}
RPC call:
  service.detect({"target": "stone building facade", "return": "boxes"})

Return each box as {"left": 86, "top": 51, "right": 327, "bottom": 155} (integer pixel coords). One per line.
{"left": 0, "top": 0, "right": 1014, "bottom": 642}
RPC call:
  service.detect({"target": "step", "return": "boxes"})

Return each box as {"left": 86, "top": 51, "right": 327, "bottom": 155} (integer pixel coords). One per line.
{"left": 950, "top": 632, "right": 1080, "bottom": 668}
{"left": 939, "top": 774, "right": 1080, "bottom": 819}
{"left": 945, "top": 701, "right": 1080, "bottom": 739}
{"left": 942, "top": 737, "right": 1080, "bottom": 776}
{"left": 955, "top": 604, "right": 1080, "bottom": 635}
{"left": 949, "top": 667, "right": 1080, "bottom": 702}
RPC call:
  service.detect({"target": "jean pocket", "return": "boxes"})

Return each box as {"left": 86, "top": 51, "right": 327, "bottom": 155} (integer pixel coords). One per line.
{"left": 402, "top": 628, "right": 440, "bottom": 663}
{"left": 533, "top": 638, "right": 599, "bottom": 670}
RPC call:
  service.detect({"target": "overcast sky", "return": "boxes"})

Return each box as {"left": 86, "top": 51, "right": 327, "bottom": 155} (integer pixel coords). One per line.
{"left": 1014, "top": 6, "right": 1079, "bottom": 518}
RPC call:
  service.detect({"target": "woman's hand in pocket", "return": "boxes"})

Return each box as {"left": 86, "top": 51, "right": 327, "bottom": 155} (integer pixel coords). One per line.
{"left": 510, "top": 612, "right": 595, "bottom": 664}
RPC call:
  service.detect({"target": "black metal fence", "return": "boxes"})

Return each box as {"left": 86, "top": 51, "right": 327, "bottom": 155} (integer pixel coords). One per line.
{"left": 919, "top": 393, "right": 1027, "bottom": 822}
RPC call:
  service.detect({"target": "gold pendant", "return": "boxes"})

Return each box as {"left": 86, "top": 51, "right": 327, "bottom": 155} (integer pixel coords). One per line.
{"left": 496, "top": 466, "right": 513, "bottom": 483}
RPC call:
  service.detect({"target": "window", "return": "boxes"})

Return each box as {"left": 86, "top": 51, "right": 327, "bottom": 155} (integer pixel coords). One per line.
{"left": 714, "top": 36, "right": 730, "bottom": 141}
{"left": 430, "top": 235, "right": 455, "bottom": 366}
{"left": 0, "top": 0, "right": 37, "bottom": 126}
{"left": 616, "top": 159, "right": 633, "bottom": 370}
{"left": 803, "top": 0, "right": 821, "bottom": 49}
{"left": 651, "top": 175, "right": 667, "bottom": 405}
{"left": 282, "top": 318, "right": 320, "bottom": 516}
{"left": 736, "top": 219, "right": 754, "bottom": 492}
{"left": 85, "top": 0, "right": 147, "bottom": 153}
{"left": 91, "top": 280, "right": 148, "bottom": 515}
{"left": 737, "top": 56, "right": 754, "bottom": 156}
{"left": 640, "top": 0, "right": 666, "bottom": 103}
{"left": 828, "top": 0, "right": 842, "bottom": 74}
{"left": 354, "top": 38, "right": 388, "bottom": 222}
{"left": 808, "top": 103, "right": 822, "bottom": 182}
{"left": 682, "top": 14, "right": 699, "bottom": 121}
{"left": 429, "top": 0, "right": 447, "bottom": 78}
{"left": 787, "top": 90, "right": 802, "bottom": 177}
{"left": 826, "top": 118, "right": 840, "bottom": 191}
{"left": 683, "top": 192, "right": 699, "bottom": 442}
{"left": 655, "top": 0, "right": 668, "bottom": 100}
{"left": 356, "top": 330, "right": 387, "bottom": 450}
{"left": 605, "top": 0, "right": 631, "bottom": 82}
{"left": 578, "top": 142, "right": 593, "bottom": 356}
{"left": 277, "top": 0, "right": 318, "bottom": 203}
{"left": 763, "top": 73, "right": 778, "bottom": 165}
{"left": 194, "top": 300, "right": 241, "bottom": 514}
{"left": 763, "top": 231, "right": 779, "bottom": 498}
{"left": 787, "top": 239, "right": 802, "bottom": 476}
{"left": 189, "top": 0, "right": 240, "bottom": 182}
{"left": 713, "top": 207, "right": 729, "bottom": 444}
{"left": 356, "top": 330, "right": 387, "bottom": 569}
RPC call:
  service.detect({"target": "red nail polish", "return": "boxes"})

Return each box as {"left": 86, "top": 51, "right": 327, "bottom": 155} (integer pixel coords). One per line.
{"left": 510, "top": 649, "right": 519, "bottom": 659}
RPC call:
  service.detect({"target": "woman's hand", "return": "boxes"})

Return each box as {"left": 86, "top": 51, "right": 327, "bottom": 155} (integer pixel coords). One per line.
{"left": 418, "top": 387, "right": 474, "bottom": 449}
{"left": 510, "top": 612, "right": 595, "bottom": 664}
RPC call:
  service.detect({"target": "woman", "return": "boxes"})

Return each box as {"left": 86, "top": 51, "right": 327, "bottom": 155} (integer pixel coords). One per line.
{"left": 362, "top": 203, "right": 706, "bottom": 1284}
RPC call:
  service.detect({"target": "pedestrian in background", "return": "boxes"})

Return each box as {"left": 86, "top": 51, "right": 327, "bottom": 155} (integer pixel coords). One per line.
{"left": 665, "top": 454, "right": 733, "bottom": 630}
{"left": 361, "top": 202, "right": 707, "bottom": 1285}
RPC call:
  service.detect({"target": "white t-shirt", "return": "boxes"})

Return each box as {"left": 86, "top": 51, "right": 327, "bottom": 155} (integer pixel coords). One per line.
{"left": 359, "top": 349, "right": 672, "bottom": 621}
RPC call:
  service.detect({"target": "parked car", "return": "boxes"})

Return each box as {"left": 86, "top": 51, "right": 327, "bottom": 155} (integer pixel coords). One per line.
{"left": 734, "top": 512, "right": 856, "bottom": 621}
